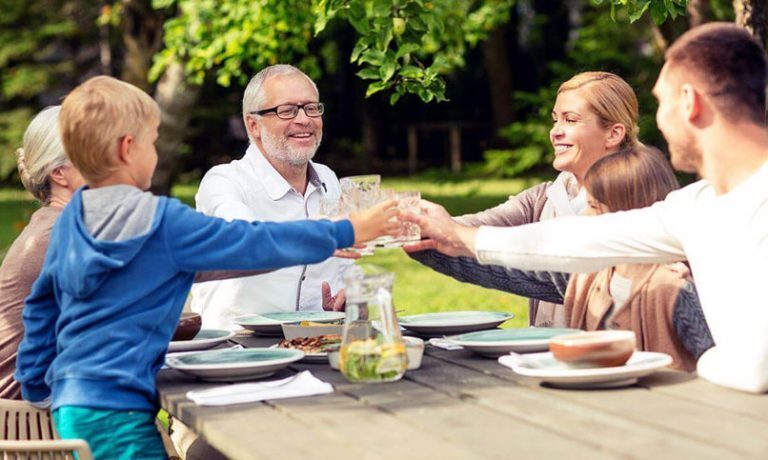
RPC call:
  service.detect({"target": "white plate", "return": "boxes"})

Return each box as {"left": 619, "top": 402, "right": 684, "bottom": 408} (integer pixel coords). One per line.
{"left": 168, "top": 329, "right": 236, "bottom": 353}
{"left": 499, "top": 351, "right": 673, "bottom": 389}
{"left": 398, "top": 311, "right": 514, "bottom": 336}
{"left": 446, "top": 328, "right": 580, "bottom": 357}
{"left": 166, "top": 348, "right": 304, "bottom": 382}
{"left": 234, "top": 311, "right": 345, "bottom": 336}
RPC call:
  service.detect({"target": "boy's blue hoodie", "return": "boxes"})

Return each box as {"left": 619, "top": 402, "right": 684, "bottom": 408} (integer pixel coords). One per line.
{"left": 15, "top": 185, "right": 354, "bottom": 411}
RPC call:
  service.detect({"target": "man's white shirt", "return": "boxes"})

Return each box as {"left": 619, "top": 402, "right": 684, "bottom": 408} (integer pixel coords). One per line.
{"left": 191, "top": 144, "right": 352, "bottom": 330}
{"left": 475, "top": 160, "right": 768, "bottom": 393}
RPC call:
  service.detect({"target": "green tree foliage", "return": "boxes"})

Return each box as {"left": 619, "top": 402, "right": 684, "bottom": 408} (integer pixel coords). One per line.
{"left": 151, "top": 0, "right": 685, "bottom": 105}
{"left": 317, "top": 0, "right": 687, "bottom": 105}
{"left": 149, "top": 0, "right": 322, "bottom": 86}
{"left": 316, "top": 0, "right": 514, "bottom": 104}
{"left": 0, "top": 0, "right": 92, "bottom": 179}
{"left": 593, "top": 0, "right": 688, "bottom": 24}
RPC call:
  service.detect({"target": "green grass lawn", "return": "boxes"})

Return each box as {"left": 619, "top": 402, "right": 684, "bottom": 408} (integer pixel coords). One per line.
{"left": 1, "top": 176, "right": 544, "bottom": 327}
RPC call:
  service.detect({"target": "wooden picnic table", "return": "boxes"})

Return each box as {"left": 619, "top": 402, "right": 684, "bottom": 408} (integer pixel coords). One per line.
{"left": 157, "top": 333, "right": 768, "bottom": 460}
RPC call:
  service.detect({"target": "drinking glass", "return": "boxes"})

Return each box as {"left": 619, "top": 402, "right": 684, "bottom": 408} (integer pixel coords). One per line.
{"left": 339, "top": 175, "right": 382, "bottom": 256}
{"left": 339, "top": 175, "right": 381, "bottom": 210}
{"left": 339, "top": 264, "right": 407, "bottom": 383}
{"left": 375, "top": 191, "right": 421, "bottom": 248}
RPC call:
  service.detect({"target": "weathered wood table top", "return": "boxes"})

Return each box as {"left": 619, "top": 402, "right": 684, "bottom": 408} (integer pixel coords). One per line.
{"left": 157, "top": 333, "right": 768, "bottom": 460}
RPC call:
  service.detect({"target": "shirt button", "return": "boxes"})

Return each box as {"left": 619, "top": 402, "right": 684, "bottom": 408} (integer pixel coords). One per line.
{"left": 301, "top": 276, "right": 306, "bottom": 281}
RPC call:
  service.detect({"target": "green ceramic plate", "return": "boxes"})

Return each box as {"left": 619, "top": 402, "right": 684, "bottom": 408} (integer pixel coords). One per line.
{"left": 235, "top": 311, "right": 345, "bottom": 335}
{"left": 398, "top": 311, "right": 514, "bottom": 336}
{"left": 446, "top": 328, "right": 580, "bottom": 357}
{"left": 166, "top": 348, "right": 304, "bottom": 382}
{"left": 168, "top": 329, "right": 236, "bottom": 353}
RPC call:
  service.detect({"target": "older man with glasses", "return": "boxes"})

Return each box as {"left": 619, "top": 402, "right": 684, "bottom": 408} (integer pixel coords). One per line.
{"left": 191, "top": 64, "right": 351, "bottom": 330}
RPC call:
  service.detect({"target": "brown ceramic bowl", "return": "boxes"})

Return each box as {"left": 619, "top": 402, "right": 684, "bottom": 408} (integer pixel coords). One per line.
{"left": 549, "top": 330, "right": 636, "bottom": 368}
{"left": 172, "top": 312, "right": 202, "bottom": 341}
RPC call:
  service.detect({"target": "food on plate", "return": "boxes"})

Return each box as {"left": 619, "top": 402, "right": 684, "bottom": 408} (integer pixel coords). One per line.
{"left": 278, "top": 335, "right": 342, "bottom": 354}
{"left": 299, "top": 321, "right": 337, "bottom": 326}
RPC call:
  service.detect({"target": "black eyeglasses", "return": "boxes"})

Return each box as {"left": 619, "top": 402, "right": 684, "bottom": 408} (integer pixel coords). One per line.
{"left": 251, "top": 102, "right": 325, "bottom": 119}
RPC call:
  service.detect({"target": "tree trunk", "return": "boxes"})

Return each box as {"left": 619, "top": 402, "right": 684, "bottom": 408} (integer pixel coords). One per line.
{"left": 120, "top": 0, "right": 163, "bottom": 92}
{"left": 481, "top": 27, "right": 514, "bottom": 147}
{"left": 565, "top": 0, "right": 582, "bottom": 50}
{"left": 734, "top": 0, "right": 768, "bottom": 46}
{"left": 688, "top": 0, "right": 711, "bottom": 28}
{"left": 151, "top": 61, "right": 201, "bottom": 196}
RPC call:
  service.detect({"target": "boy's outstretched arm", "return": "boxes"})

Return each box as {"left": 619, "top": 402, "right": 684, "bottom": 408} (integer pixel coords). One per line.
{"left": 15, "top": 269, "right": 58, "bottom": 406}
{"left": 166, "top": 199, "right": 399, "bottom": 273}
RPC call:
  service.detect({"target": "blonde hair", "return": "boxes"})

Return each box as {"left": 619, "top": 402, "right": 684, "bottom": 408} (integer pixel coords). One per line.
{"left": 558, "top": 72, "right": 639, "bottom": 149}
{"left": 15, "top": 106, "right": 69, "bottom": 205}
{"left": 242, "top": 65, "right": 318, "bottom": 143}
{"left": 59, "top": 76, "right": 160, "bottom": 184}
{"left": 584, "top": 145, "right": 679, "bottom": 212}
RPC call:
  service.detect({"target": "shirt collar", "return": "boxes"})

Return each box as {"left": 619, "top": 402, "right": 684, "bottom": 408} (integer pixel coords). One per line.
{"left": 243, "top": 143, "right": 325, "bottom": 201}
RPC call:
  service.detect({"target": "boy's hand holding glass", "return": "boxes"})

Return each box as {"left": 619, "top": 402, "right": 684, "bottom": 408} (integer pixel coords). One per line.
{"left": 348, "top": 199, "right": 401, "bottom": 245}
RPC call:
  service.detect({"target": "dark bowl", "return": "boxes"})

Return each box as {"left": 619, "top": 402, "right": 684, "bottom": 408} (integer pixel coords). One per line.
{"left": 172, "top": 312, "right": 202, "bottom": 341}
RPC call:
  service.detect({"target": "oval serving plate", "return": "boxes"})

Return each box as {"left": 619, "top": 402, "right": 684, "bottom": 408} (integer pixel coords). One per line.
{"left": 498, "top": 351, "right": 673, "bottom": 389}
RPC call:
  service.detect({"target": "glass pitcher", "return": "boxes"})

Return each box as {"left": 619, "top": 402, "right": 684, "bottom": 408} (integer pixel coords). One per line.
{"left": 339, "top": 264, "right": 407, "bottom": 383}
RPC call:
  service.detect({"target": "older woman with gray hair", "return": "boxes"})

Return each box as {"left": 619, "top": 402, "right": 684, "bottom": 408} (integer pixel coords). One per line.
{"left": 0, "top": 106, "right": 85, "bottom": 398}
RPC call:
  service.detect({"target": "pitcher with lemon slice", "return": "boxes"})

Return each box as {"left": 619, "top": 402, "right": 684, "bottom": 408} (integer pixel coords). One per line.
{"left": 339, "top": 264, "right": 407, "bottom": 383}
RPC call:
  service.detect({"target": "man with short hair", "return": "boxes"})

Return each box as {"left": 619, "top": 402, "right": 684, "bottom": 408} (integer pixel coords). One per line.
{"left": 408, "top": 23, "right": 768, "bottom": 393}
{"left": 191, "top": 65, "right": 350, "bottom": 329}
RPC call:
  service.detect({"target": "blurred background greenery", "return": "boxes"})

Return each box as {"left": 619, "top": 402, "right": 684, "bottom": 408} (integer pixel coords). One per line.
{"left": 2, "top": 0, "right": 751, "bottom": 194}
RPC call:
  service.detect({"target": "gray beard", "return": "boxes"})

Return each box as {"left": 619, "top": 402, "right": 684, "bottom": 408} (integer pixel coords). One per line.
{"left": 260, "top": 126, "right": 321, "bottom": 167}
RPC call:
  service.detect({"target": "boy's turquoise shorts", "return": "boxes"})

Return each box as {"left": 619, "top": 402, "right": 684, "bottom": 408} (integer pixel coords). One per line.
{"left": 53, "top": 406, "right": 167, "bottom": 460}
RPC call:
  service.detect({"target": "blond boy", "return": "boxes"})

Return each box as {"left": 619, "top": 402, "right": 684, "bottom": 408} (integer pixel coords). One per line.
{"left": 15, "top": 76, "right": 397, "bottom": 458}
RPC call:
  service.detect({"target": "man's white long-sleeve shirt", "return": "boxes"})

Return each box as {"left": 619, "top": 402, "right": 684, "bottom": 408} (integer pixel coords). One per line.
{"left": 475, "top": 160, "right": 768, "bottom": 393}
{"left": 191, "top": 144, "right": 351, "bottom": 330}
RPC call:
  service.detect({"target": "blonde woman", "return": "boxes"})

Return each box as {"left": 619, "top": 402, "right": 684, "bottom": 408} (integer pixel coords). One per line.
{"left": 0, "top": 106, "right": 85, "bottom": 398}
{"left": 408, "top": 71, "right": 638, "bottom": 327}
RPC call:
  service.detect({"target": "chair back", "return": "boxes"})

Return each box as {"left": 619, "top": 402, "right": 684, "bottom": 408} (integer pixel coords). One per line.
{"left": 1, "top": 399, "right": 56, "bottom": 441}
{"left": 0, "top": 399, "right": 93, "bottom": 460}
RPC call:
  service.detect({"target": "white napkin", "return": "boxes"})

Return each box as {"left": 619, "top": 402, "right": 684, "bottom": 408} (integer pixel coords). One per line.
{"left": 428, "top": 338, "right": 463, "bottom": 351}
{"left": 186, "top": 371, "right": 333, "bottom": 406}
